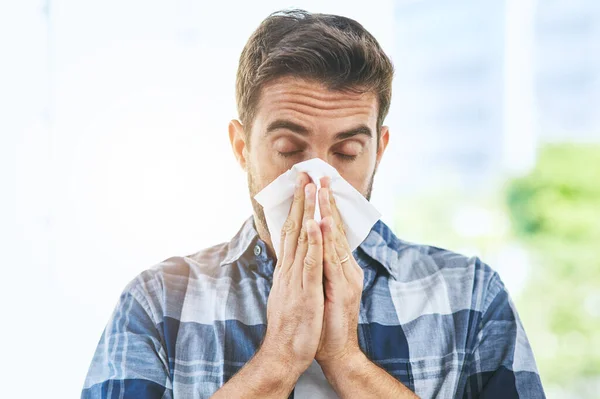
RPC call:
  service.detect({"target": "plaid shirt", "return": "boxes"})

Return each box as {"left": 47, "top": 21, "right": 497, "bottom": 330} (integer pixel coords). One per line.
{"left": 82, "top": 217, "right": 545, "bottom": 398}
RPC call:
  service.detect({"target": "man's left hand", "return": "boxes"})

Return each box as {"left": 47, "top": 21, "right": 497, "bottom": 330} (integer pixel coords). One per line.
{"left": 314, "top": 177, "right": 365, "bottom": 369}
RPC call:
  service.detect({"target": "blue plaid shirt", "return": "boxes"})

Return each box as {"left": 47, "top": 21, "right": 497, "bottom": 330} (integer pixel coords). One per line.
{"left": 82, "top": 217, "right": 545, "bottom": 398}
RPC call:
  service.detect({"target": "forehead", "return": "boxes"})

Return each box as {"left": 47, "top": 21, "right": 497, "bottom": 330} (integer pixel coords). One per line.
{"left": 253, "top": 77, "right": 378, "bottom": 131}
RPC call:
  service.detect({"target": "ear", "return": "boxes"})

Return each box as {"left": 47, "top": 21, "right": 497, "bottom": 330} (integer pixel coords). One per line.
{"left": 376, "top": 125, "right": 390, "bottom": 167}
{"left": 228, "top": 119, "right": 248, "bottom": 171}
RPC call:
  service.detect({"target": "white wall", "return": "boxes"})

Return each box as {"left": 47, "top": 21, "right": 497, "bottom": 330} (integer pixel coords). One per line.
{"left": 1, "top": 2, "right": 394, "bottom": 397}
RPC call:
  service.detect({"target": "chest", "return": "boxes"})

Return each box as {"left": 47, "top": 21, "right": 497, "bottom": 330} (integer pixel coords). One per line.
{"left": 167, "top": 275, "right": 471, "bottom": 398}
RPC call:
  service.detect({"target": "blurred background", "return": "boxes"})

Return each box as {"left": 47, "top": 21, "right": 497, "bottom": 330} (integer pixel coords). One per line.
{"left": 1, "top": 0, "right": 598, "bottom": 398}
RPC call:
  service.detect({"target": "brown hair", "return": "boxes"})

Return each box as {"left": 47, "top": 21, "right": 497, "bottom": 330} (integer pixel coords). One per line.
{"left": 236, "top": 9, "right": 394, "bottom": 139}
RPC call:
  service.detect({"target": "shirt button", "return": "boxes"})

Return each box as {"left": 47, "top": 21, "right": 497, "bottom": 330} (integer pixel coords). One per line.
{"left": 253, "top": 245, "right": 262, "bottom": 256}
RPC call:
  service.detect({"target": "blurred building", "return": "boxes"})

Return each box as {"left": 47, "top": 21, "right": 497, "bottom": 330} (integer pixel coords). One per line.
{"left": 388, "top": 0, "right": 600, "bottom": 195}
{"left": 390, "top": 0, "right": 511, "bottom": 193}
{"left": 535, "top": 0, "right": 600, "bottom": 142}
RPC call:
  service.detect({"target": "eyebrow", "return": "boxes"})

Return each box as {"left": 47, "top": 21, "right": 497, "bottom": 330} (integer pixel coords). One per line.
{"left": 265, "top": 119, "right": 373, "bottom": 140}
{"left": 265, "top": 120, "right": 309, "bottom": 136}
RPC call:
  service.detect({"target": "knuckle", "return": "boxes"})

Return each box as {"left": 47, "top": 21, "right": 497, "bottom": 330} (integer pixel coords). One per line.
{"left": 324, "top": 255, "right": 337, "bottom": 268}
{"left": 283, "top": 218, "right": 297, "bottom": 233}
{"left": 304, "top": 255, "right": 318, "bottom": 269}
{"left": 308, "top": 232, "right": 319, "bottom": 246}
{"left": 297, "top": 228, "right": 308, "bottom": 243}
{"left": 276, "top": 268, "right": 290, "bottom": 284}
{"left": 325, "top": 232, "right": 335, "bottom": 243}
{"left": 282, "top": 254, "right": 295, "bottom": 268}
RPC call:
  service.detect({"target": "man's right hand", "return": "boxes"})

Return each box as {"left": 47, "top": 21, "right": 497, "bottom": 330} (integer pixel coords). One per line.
{"left": 211, "top": 173, "right": 324, "bottom": 399}
{"left": 259, "top": 172, "right": 324, "bottom": 377}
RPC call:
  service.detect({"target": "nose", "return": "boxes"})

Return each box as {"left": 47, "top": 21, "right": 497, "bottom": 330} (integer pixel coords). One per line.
{"left": 305, "top": 150, "right": 331, "bottom": 166}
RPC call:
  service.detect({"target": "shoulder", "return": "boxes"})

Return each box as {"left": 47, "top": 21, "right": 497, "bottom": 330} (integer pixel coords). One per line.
{"left": 120, "top": 241, "right": 232, "bottom": 321}
{"left": 386, "top": 235, "right": 505, "bottom": 316}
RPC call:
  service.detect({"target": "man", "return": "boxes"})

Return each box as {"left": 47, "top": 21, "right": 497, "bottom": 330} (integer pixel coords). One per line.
{"left": 82, "top": 9, "right": 545, "bottom": 399}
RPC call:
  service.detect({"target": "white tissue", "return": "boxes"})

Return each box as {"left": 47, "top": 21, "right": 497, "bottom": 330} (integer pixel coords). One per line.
{"left": 254, "top": 158, "right": 381, "bottom": 259}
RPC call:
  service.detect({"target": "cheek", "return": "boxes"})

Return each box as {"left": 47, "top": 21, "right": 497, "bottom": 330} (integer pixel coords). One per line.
{"left": 339, "top": 160, "right": 374, "bottom": 194}
{"left": 249, "top": 144, "right": 289, "bottom": 188}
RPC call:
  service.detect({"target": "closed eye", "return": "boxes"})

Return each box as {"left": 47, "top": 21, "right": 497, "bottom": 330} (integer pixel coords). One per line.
{"left": 277, "top": 150, "right": 303, "bottom": 158}
{"left": 336, "top": 153, "right": 357, "bottom": 161}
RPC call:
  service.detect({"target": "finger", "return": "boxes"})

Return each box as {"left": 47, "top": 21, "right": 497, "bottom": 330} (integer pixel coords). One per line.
{"left": 319, "top": 178, "right": 356, "bottom": 281}
{"left": 337, "top": 247, "right": 358, "bottom": 283}
{"left": 280, "top": 173, "right": 310, "bottom": 273}
{"left": 334, "top": 226, "right": 361, "bottom": 282}
{"left": 320, "top": 216, "right": 346, "bottom": 283}
{"left": 333, "top": 228, "right": 363, "bottom": 284}
{"left": 319, "top": 176, "right": 331, "bottom": 189}
{"left": 318, "top": 186, "right": 333, "bottom": 221}
{"left": 318, "top": 177, "right": 332, "bottom": 220}
{"left": 322, "top": 210, "right": 357, "bottom": 283}
{"left": 318, "top": 177, "right": 347, "bottom": 243}
{"left": 319, "top": 185, "right": 351, "bottom": 255}
{"left": 302, "top": 219, "right": 323, "bottom": 290}
{"left": 293, "top": 182, "right": 317, "bottom": 280}
{"left": 328, "top": 188, "right": 346, "bottom": 239}
{"left": 303, "top": 183, "right": 317, "bottom": 223}
{"left": 275, "top": 221, "right": 286, "bottom": 270}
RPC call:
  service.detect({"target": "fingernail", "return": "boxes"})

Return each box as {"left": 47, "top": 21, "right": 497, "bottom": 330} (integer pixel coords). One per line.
{"left": 296, "top": 175, "right": 303, "bottom": 188}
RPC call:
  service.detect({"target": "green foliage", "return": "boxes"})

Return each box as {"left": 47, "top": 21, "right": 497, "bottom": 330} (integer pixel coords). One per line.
{"left": 505, "top": 143, "right": 600, "bottom": 391}
{"left": 391, "top": 143, "right": 600, "bottom": 396}
{"left": 507, "top": 144, "right": 600, "bottom": 243}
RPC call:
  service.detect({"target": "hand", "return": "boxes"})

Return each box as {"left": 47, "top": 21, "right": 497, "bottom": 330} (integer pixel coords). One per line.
{"left": 314, "top": 177, "right": 365, "bottom": 368}
{"left": 259, "top": 173, "right": 325, "bottom": 378}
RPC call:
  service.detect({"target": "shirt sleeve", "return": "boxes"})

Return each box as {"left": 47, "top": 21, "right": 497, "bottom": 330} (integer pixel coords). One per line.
{"left": 81, "top": 279, "right": 173, "bottom": 399}
{"left": 462, "top": 272, "right": 546, "bottom": 399}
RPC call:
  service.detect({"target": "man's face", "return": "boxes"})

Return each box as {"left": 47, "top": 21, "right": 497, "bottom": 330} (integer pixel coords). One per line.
{"left": 230, "top": 77, "right": 389, "bottom": 241}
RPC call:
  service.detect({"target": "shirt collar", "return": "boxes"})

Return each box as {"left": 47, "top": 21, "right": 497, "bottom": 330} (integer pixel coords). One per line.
{"left": 218, "top": 216, "right": 259, "bottom": 267}
{"left": 357, "top": 219, "right": 401, "bottom": 281}
{"left": 220, "top": 216, "right": 401, "bottom": 281}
